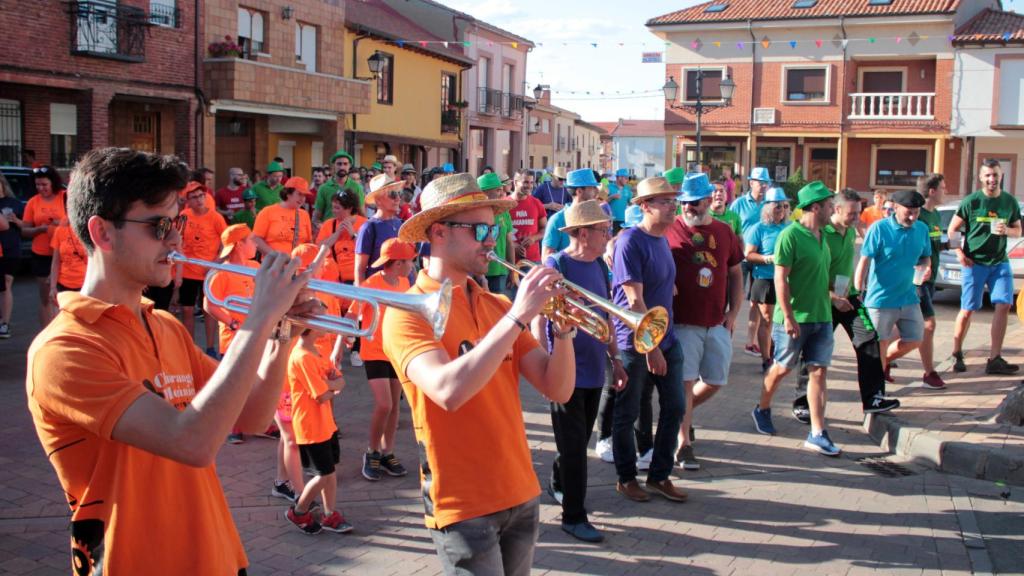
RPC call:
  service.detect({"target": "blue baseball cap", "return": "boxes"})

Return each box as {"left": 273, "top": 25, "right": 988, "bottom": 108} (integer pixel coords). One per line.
{"left": 622, "top": 204, "right": 643, "bottom": 228}
{"left": 765, "top": 187, "right": 788, "bottom": 203}
{"left": 678, "top": 172, "right": 713, "bottom": 202}
{"left": 749, "top": 167, "right": 771, "bottom": 183}
{"left": 566, "top": 168, "right": 599, "bottom": 188}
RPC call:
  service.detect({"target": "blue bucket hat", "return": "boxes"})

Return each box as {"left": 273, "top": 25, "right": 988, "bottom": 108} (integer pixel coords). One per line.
{"left": 622, "top": 204, "right": 643, "bottom": 228}
{"left": 749, "top": 167, "right": 771, "bottom": 183}
{"left": 615, "top": 168, "right": 629, "bottom": 178}
{"left": 441, "top": 162, "right": 455, "bottom": 173}
{"left": 566, "top": 168, "right": 599, "bottom": 188}
{"left": 765, "top": 187, "right": 788, "bottom": 203}
{"left": 678, "top": 172, "right": 714, "bottom": 202}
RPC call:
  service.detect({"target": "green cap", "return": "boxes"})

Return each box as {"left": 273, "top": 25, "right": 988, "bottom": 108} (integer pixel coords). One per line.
{"left": 477, "top": 172, "right": 503, "bottom": 192}
{"left": 372, "top": 162, "right": 383, "bottom": 171}
{"left": 266, "top": 161, "right": 284, "bottom": 174}
{"left": 663, "top": 166, "right": 685, "bottom": 186}
{"left": 242, "top": 189, "right": 256, "bottom": 200}
{"left": 329, "top": 150, "right": 354, "bottom": 165}
{"left": 796, "top": 180, "right": 835, "bottom": 210}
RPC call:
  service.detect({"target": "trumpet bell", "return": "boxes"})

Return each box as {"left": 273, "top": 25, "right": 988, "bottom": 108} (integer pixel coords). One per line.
{"left": 631, "top": 306, "right": 669, "bottom": 354}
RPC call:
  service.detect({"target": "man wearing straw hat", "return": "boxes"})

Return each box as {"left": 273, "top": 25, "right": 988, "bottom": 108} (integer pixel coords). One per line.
{"left": 534, "top": 166, "right": 571, "bottom": 218}
{"left": 536, "top": 199, "right": 627, "bottom": 543}
{"left": 382, "top": 173, "right": 575, "bottom": 575}
{"left": 610, "top": 176, "right": 688, "bottom": 503}
{"left": 541, "top": 168, "right": 606, "bottom": 261}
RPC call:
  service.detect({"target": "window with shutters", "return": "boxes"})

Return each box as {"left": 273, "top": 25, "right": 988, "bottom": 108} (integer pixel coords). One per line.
{"left": 295, "top": 22, "right": 317, "bottom": 72}
{"left": 682, "top": 68, "right": 725, "bottom": 102}
{"left": 784, "top": 66, "right": 829, "bottom": 103}
{"left": 50, "top": 104, "right": 78, "bottom": 169}
{"left": 237, "top": 7, "right": 266, "bottom": 58}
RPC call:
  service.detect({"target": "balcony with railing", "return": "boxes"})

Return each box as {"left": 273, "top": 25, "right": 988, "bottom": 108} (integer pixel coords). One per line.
{"left": 66, "top": 0, "right": 151, "bottom": 62}
{"left": 477, "top": 88, "right": 525, "bottom": 118}
{"left": 848, "top": 93, "right": 935, "bottom": 121}
{"left": 441, "top": 108, "right": 461, "bottom": 134}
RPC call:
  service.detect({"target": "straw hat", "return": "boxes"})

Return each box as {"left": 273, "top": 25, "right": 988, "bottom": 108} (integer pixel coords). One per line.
{"left": 218, "top": 223, "right": 251, "bottom": 259}
{"left": 398, "top": 173, "right": 517, "bottom": 243}
{"left": 552, "top": 166, "right": 569, "bottom": 180}
{"left": 366, "top": 174, "right": 405, "bottom": 204}
{"left": 558, "top": 199, "right": 611, "bottom": 232}
{"left": 382, "top": 154, "right": 400, "bottom": 167}
{"left": 631, "top": 176, "right": 678, "bottom": 204}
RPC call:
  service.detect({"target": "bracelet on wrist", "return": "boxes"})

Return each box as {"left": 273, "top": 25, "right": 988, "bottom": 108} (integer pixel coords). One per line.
{"left": 506, "top": 313, "right": 527, "bottom": 332}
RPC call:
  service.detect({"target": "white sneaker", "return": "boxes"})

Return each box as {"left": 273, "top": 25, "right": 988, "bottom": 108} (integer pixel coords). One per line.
{"left": 595, "top": 437, "right": 614, "bottom": 463}
{"left": 350, "top": 351, "right": 364, "bottom": 367}
{"left": 636, "top": 448, "right": 653, "bottom": 471}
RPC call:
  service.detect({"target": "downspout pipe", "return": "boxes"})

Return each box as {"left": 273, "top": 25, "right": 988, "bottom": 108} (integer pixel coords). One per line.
{"left": 193, "top": 0, "right": 207, "bottom": 167}
{"left": 838, "top": 15, "right": 848, "bottom": 191}
{"left": 747, "top": 19, "right": 756, "bottom": 185}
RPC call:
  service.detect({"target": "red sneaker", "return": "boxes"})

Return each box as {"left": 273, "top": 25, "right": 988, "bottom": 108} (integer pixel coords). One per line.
{"left": 320, "top": 510, "right": 354, "bottom": 533}
{"left": 285, "top": 506, "right": 322, "bottom": 535}
{"left": 921, "top": 371, "right": 947, "bottom": 390}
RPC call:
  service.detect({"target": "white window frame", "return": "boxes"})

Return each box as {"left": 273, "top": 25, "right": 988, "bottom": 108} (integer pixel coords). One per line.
{"left": 238, "top": 7, "right": 266, "bottom": 56}
{"left": 857, "top": 66, "right": 908, "bottom": 93}
{"left": 681, "top": 66, "right": 727, "bottom": 105}
{"left": 149, "top": 0, "right": 177, "bottom": 27}
{"left": 781, "top": 64, "right": 831, "bottom": 105}
{"left": 542, "top": 119, "right": 550, "bottom": 133}
{"left": 995, "top": 57, "right": 1024, "bottom": 127}
{"left": 869, "top": 143, "right": 932, "bottom": 190}
{"left": 295, "top": 21, "right": 317, "bottom": 72}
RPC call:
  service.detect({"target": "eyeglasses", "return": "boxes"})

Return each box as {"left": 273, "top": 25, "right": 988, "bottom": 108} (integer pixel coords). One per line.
{"left": 384, "top": 190, "right": 401, "bottom": 200}
{"left": 440, "top": 221, "right": 500, "bottom": 243}
{"left": 117, "top": 214, "right": 188, "bottom": 241}
{"left": 680, "top": 199, "right": 704, "bottom": 207}
{"left": 33, "top": 167, "right": 51, "bottom": 174}
{"left": 586, "top": 225, "right": 612, "bottom": 236}
{"left": 647, "top": 197, "right": 679, "bottom": 207}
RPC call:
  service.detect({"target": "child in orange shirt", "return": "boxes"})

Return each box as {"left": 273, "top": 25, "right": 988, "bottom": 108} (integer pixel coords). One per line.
{"left": 285, "top": 326, "right": 349, "bottom": 534}
{"left": 347, "top": 238, "right": 414, "bottom": 481}
{"left": 48, "top": 217, "right": 88, "bottom": 302}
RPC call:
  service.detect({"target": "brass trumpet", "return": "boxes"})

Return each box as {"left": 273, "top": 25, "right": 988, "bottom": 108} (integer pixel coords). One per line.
{"left": 486, "top": 252, "right": 668, "bottom": 353}
{"left": 168, "top": 252, "right": 452, "bottom": 340}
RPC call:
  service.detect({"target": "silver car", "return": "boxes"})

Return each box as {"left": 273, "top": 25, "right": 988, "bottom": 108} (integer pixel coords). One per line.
{"left": 933, "top": 202, "right": 1024, "bottom": 295}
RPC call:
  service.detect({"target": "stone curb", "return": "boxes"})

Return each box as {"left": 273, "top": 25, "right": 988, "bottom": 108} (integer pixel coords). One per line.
{"left": 864, "top": 412, "right": 1024, "bottom": 486}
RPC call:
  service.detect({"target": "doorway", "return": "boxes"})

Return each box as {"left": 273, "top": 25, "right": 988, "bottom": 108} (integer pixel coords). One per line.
{"left": 807, "top": 146, "right": 838, "bottom": 186}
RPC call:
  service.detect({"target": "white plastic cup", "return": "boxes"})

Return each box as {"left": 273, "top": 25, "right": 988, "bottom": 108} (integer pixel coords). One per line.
{"left": 834, "top": 274, "right": 850, "bottom": 297}
{"left": 991, "top": 218, "right": 1006, "bottom": 236}
{"left": 913, "top": 265, "right": 928, "bottom": 286}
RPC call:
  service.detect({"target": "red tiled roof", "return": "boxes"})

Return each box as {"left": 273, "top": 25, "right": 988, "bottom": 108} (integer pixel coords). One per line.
{"left": 346, "top": 0, "right": 473, "bottom": 65}
{"left": 953, "top": 8, "right": 1024, "bottom": 44}
{"left": 611, "top": 120, "right": 665, "bottom": 138}
{"left": 591, "top": 122, "right": 620, "bottom": 133}
{"left": 647, "top": 0, "right": 961, "bottom": 26}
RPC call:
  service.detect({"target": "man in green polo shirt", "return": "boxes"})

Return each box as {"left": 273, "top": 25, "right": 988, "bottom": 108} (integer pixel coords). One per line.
{"left": 479, "top": 172, "right": 516, "bottom": 296}
{"left": 916, "top": 174, "right": 948, "bottom": 389}
{"left": 314, "top": 150, "right": 365, "bottom": 224}
{"left": 753, "top": 181, "right": 843, "bottom": 457}
{"left": 251, "top": 161, "right": 285, "bottom": 211}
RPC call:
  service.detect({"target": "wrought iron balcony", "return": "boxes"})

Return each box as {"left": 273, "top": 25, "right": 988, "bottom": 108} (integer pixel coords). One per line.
{"left": 477, "top": 87, "right": 503, "bottom": 115}
{"left": 441, "top": 108, "right": 461, "bottom": 134}
{"left": 848, "top": 93, "right": 935, "bottom": 120}
{"left": 67, "top": 0, "right": 148, "bottom": 62}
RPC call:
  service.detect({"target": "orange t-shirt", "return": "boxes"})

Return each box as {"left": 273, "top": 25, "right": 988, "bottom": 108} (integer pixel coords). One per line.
{"left": 180, "top": 187, "right": 217, "bottom": 213}
{"left": 315, "top": 215, "right": 367, "bottom": 282}
{"left": 252, "top": 203, "right": 312, "bottom": 255}
{"left": 287, "top": 344, "right": 338, "bottom": 445}
{"left": 181, "top": 208, "right": 228, "bottom": 280}
{"left": 26, "top": 292, "right": 247, "bottom": 574}
{"left": 350, "top": 272, "right": 409, "bottom": 363}
{"left": 207, "top": 260, "right": 258, "bottom": 354}
{"left": 50, "top": 223, "right": 88, "bottom": 289}
{"left": 382, "top": 271, "right": 541, "bottom": 529}
{"left": 314, "top": 293, "right": 343, "bottom": 361}
{"left": 860, "top": 205, "right": 885, "bottom": 228}
{"left": 24, "top": 192, "right": 66, "bottom": 256}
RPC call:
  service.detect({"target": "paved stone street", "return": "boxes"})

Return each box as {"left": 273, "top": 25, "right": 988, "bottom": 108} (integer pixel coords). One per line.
{"left": 0, "top": 278, "right": 1021, "bottom": 575}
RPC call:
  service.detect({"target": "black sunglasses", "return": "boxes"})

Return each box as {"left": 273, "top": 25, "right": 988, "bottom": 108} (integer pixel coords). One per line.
{"left": 33, "top": 167, "right": 51, "bottom": 174}
{"left": 440, "top": 221, "right": 500, "bottom": 243}
{"left": 117, "top": 214, "right": 188, "bottom": 241}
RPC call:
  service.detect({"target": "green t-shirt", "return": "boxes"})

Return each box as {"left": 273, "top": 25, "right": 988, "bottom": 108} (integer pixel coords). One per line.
{"left": 956, "top": 190, "right": 1020, "bottom": 266}
{"left": 230, "top": 208, "right": 256, "bottom": 230}
{"left": 251, "top": 181, "right": 282, "bottom": 211}
{"left": 823, "top": 222, "right": 857, "bottom": 296}
{"left": 917, "top": 207, "right": 943, "bottom": 285}
{"left": 486, "top": 212, "right": 514, "bottom": 277}
{"left": 712, "top": 208, "right": 743, "bottom": 237}
{"left": 772, "top": 222, "right": 832, "bottom": 324}
{"left": 315, "top": 178, "right": 365, "bottom": 219}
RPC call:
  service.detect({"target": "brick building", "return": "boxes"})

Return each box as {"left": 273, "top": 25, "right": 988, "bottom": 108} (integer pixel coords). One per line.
{"left": 0, "top": 0, "right": 202, "bottom": 170}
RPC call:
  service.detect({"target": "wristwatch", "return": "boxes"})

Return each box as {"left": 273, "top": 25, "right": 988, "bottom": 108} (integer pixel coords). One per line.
{"left": 554, "top": 326, "right": 578, "bottom": 340}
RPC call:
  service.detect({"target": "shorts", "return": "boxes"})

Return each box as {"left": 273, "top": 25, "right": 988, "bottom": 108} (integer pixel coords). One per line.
{"left": 0, "top": 257, "right": 12, "bottom": 292}
{"left": 917, "top": 282, "right": 936, "bottom": 319}
{"left": 364, "top": 359, "right": 398, "bottom": 380}
{"left": 299, "top": 431, "right": 340, "bottom": 476}
{"left": 749, "top": 278, "right": 776, "bottom": 305}
{"left": 741, "top": 261, "right": 754, "bottom": 298}
{"left": 178, "top": 278, "right": 203, "bottom": 307}
{"left": 677, "top": 324, "right": 732, "bottom": 386}
{"left": 772, "top": 321, "right": 834, "bottom": 370}
{"left": 56, "top": 282, "right": 80, "bottom": 293}
{"left": 962, "top": 261, "right": 1014, "bottom": 310}
{"left": 31, "top": 253, "right": 52, "bottom": 278}
{"left": 868, "top": 304, "right": 924, "bottom": 342}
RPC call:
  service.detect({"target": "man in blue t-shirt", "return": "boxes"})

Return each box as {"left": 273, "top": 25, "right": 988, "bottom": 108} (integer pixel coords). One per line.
{"left": 541, "top": 169, "right": 608, "bottom": 261}
{"left": 855, "top": 189, "right": 932, "bottom": 383}
{"left": 606, "top": 169, "right": 633, "bottom": 232}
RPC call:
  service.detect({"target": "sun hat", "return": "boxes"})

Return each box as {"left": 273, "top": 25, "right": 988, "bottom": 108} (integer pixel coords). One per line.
{"left": 678, "top": 173, "right": 714, "bottom": 202}
{"left": 566, "top": 168, "right": 599, "bottom": 188}
{"left": 662, "top": 166, "right": 686, "bottom": 188}
{"left": 218, "top": 223, "right": 252, "bottom": 259}
{"left": 329, "top": 150, "right": 354, "bottom": 165}
{"left": 749, "top": 167, "right": 771, "bottom": 183}
{"left": 622, "top": 204, "right": 643, "bottom": 228}
{"left": 765, "top": 187, "right": 789, "bottom": 203}
{"left": 283, "top": 176, "right": 309, "bottom": 194}
{"left": 632, "top": 176, "right": 679, "bottom": 204}
{"left": 558, "top": 199, "right": 611, "bottom": 232}
{"left": 366, "top": 174, "right": 405, "bottom": 204}
{"left": 891, "top": 189, "right": 926, "bottom": 208}
{"left": 795, "top": 181, "right": 835, "bottom": 210}
{"left": 615, "top": 168, "right": 629, "bottom": 178}
{"left": 266, "top": 161, "right": 284, "bottom": 174}
{"left": 552, "top": 166, "right": 569, "bottom": 180}
{"left": 382, "top": 154, "right": 399, "bottom": 167}
{"left": 398, "top": 173, "right": 517, "bottom": 243}
{"left": 401, "top": 163, "right": 417, "bottom": 174}
{"left": 477, "top": 172, "right": 504, "bottom": 192}
{"left": 371, "top": 238, "right": 417, "bottom": 268}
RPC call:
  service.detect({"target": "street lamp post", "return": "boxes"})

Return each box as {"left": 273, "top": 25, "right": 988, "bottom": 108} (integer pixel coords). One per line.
{"left": 663, "top": 69, "right": 735, "bottom": 172}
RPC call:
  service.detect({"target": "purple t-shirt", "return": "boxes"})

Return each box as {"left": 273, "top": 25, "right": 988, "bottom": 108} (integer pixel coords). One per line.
{"left": 355, "top": 217, "right": 402, "bottom": 277}
{"left": 612, "top": 227, "right": 677, "bottom": 353}
{"left": 533, "top": 182, "right": 571, "bottom": 218}
{"left": 544, "top": 253, "right": 609, "bottom": 388}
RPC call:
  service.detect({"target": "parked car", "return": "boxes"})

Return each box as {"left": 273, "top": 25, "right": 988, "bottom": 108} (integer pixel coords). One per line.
{"left": 0, "top": 165, "right": 35, "bottom": 263}
{"left": 933, "top": 202, "right": 1024, "bottom": 296}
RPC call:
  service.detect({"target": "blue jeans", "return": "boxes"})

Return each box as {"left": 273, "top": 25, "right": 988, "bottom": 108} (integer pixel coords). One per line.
{"left": 612, "top": 339, "right": 685, "bottom": 484}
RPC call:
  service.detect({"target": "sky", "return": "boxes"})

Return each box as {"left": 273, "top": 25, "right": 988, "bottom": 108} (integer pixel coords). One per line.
{"left": 440, "top": 0, "right": 1024, "bottom": 124}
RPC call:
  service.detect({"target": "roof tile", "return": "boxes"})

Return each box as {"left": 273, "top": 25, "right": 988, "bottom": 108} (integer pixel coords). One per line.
{"left": 648, "top": 0, "right": 961, "bottom": 26}
{"left": 953, "top": 8, "right": 1024, "bottom": 44}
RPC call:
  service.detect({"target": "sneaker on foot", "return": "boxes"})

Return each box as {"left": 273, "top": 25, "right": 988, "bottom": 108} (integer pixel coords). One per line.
{"left": 595, "top": 437, "right": 614, "bottom": 463}
{"left": 804, "top": 430, "right": 842, "bottom": 457}
{"left": 380, "top": 453, "right": 408, "bottom": 477}
{"left": 636, "top": 448, "right": 653, "bottom": 471}
{"left": 258, "top": 424, "right": 280, "bottom": 439}
{"left": 791, "top": 395, "right": 810, "bottom": 425}
{"left": 952, "top": 351, "right": 967, "bottom": 373}
{"left": 350, "top": 351, "right": 364, "bottom": 367}
{"left": 743, "top": 344, "right": 761, "bottom": 357}
{"left": 921, "top": 371, "right": 947, "bottom": 390}
{"left": 227, "top": 432, "right": 245, "bottom": 444}
{"left": 676, "top": 444, "right": 700, "bottom": 471}
{"left": 362, "top": 450, "right": 383, "bottom": 481}
{"left": 285, "top": 506, "right": 322, "bottom": 534}
{"left": 546, "top": 480, "right": 563, "bottom": 505}
{"left": 320, "top": 510, "right": 354, "bottom": 533}
{"left": 561, "top": 520, "right": 604, "bottom": 543}
{"left": 986, "top": 355, "right": 1020, "bottom": 375}
{"left": 751, "top": 406, "right": 776, "bottom": 435}
{"left": 0, "top": 322, "right": 10, "bottom": 339}
{"left": 271, "top": 480, "right": 296, "bottom": 502}
{"left": 864, "top": 394, "right": 900, "bottom": 414}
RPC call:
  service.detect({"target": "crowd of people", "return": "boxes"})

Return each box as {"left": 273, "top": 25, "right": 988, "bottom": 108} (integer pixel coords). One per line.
{"left": 14, "top": 145, "right": 1022, "bottom": 574}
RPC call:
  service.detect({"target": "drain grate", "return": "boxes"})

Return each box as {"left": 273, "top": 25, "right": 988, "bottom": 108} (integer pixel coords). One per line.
{"left": 856, "top": 456, "right": 917, "bottom": 478}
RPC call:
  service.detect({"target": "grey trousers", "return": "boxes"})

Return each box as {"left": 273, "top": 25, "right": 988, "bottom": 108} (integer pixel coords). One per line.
{"left": 428, "top": 497, "right": 540, "bottom": 576}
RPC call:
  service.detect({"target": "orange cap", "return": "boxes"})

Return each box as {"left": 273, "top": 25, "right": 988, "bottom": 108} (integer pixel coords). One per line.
{"left": 181, "top": 181, "right": 205, "bottom": 198}
{"left": 284, "top": 176, "right": 309, "bottom": 194}
{"left": 290, "top": 242, "right": 337, "bottom": 279}
{"left": 218, "top": 223, "right": 251, "bottom": 259}
{"left": 370, "top": 238, "right": 416, "bottom": 269}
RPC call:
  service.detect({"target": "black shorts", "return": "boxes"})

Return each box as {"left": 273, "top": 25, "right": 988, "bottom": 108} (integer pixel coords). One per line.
{"left": 0, "top": 257, "right": 12, "bottom": 292}
{"left": 56, "top": 282, "right": 80, "bottom": 293}
{"left": 749, "top": 278, "right": 777, "bottom": 305}
{"left": 299, "top": 431, "right": 340, "bottom": 476}
{"left": 178, "top": 278, "right": 203, "bottom": 307}
{"left": 918, "top": 282, "right": 936, "bottom": 319}
{"left": 31, "top": 254, "right": 52, "bottom": 278}
{"left": 145, "top": 282, "right": 174, "bottom": 311}
{"left": 364, "top": 359, "right": 398, "bottom": 380}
